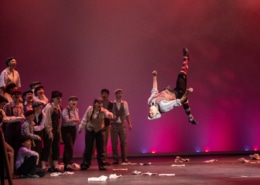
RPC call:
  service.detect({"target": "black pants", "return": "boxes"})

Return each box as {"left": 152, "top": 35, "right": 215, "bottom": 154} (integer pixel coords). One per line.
{"left": 3, "top": 122, "right": 21, "bottom": 158}
{"left": 61, "top": 126, "right": 76, "bottom": 166}
{"left": 33, "top": 130, "right": 44, "bottom": 162}
{"left": 174, "top": 72, "right": 187, "bottom": 99}
{"left": 42, "top": 131, "right": 60, "bottom": 161}
{"left": 16, "top": 156, "right": 37, "bottom": 176}
{"left": 82, "top": 129, "right": 105, "bottom": 167}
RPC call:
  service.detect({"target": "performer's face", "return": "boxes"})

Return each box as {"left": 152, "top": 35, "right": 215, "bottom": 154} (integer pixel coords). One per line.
{"left": 26, "top": 114, "right": 35, "bottom": 122}
{"left": 115, "top": 91, "right": 122, "bottom": 100}
{"left": 69, "top": 99, "right": 78, "bottom": 108}
{"left": 9, "top": 59, "right": 17, "bottom": 68}
{"left": 53, "top": 97, "right": 62, "bottom": 105}
{"left": 149, "top": 105, "right": 159, "bottom": 118}
{"left": 22, "top": 139, "right": 32, "bottom": 149}
{"left": 101, "top": 92, "right": 109, "bottom": 101}
{"left": 94, "top": 100, "right": 103, "bottom": 109}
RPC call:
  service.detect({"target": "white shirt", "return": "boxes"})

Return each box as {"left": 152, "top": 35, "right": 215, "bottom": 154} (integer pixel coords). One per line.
{"left": 148, "top": 88, "right": 181, "bottom": 119}
{"left": 0, "top": 68, "right": 21, "bottom": 88}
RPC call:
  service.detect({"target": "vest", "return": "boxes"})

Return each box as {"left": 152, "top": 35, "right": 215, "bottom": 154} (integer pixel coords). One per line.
{"left": 2, "top": 103, "right": 23, "bottom": 131}
{"left": 113, "top": 102, "right": 125, "bottom": 124}
{"left": 4, "top": 102, "right": 23, "bottom": 117}
{"left": 86, "top": 108, "right": 106, "bottom": 133}
{"left": 62, "top": 107, "right": 78, "bottom": 127}
{"left": 103, "top": 101, "right": 113, "bottom": 127}
{"left": 51, "top": 107, "right": 61, "bottom": 133}
{"left": 34, "top": 113, "right": 43, "bottom": 126}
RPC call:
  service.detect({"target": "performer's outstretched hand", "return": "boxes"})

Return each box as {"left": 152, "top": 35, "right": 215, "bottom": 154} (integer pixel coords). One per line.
{"left": 180, "top": 88, "right": 193, "bottom": 103}
{"left": 152, "top": 70, "right": 157, "bottom": 76}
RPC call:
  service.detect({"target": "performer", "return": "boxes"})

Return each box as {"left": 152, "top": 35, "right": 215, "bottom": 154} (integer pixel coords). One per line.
{"left": 111, "top": 89, "right": 132, "bottom": 164}
{"left": 148, "top": 48, "right": 197, "bottom": 124}
{"left": 61, "top": 96, "right": 80, "bottom": 171}
{"left": 0, "top": 57, "right": 21, "bottom": 95}
{"left": 79, "top": 97, "right": 114, "bottom": 171}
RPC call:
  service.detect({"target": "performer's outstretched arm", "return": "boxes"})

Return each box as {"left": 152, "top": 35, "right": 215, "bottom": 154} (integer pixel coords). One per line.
{"left": 152, "top": 70, "right": 158, "bottom": 91}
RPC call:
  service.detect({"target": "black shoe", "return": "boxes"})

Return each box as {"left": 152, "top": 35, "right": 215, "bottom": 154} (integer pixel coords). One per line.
{"left": 35, "top": 169, "right": 46, "bottom": 177}
{"left": 183, "top": 48, "right": 190, "bottom": 60}
{"left": 183, "top": 48, "right": 189, "bottom": 57}
{"left": 80, "top": 163, "right": 89, "bottom": 170}
{"left": 103, "top": 161, "right": 111, "bottom": 166}
{"left": 189, "top": 116, "right": 198, "bottom": 125}
{"left": 53, "top": 168, "right": 61, "bottom": 172}
{"left": 64, "top": 167, "right": 74, "bottom": 172}
{"left": 47, "top": 167, "right": 55, "bottom": 173}
{"left": 99, "top": 166, "right": 107, "bottom": 171}
{"left": 26, "top": 174, "right": 39, "bottom": 178}
{"left": 112, "top": 161, "right": 119, "bottom": 165}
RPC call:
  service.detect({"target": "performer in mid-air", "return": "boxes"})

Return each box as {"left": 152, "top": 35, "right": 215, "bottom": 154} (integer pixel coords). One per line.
{"left": 148, "top": 48, "right": 197, "bottom": 125}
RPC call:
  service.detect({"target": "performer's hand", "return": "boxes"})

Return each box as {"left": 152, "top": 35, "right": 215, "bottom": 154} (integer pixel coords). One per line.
{"left": 78, "top": 128, "right": 82, "bottom": 134}
{"left": 112, "top": 114, "right": 117, "bottom": 119}
{"left": 179, "top": 88, "right": 193, "bottom": 103}
{"left": 37, "top": 135, "right": 41, "bottom": 141}
{"left": 152, "top": 70, "right": 157, "bottom": 76}
{"left": 128, "top": 123, "right": 133, "bottom": 131}
{"left": 74, "top": 118, "right": 81, "bottom": 124}
{"left": 17, "top": 116, "right": 25, "bottom": 122}
{"left": 48, "top": 133, "right": 53, "bottom": 140}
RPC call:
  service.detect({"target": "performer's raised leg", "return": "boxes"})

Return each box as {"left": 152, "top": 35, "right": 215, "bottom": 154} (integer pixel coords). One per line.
{"left": 175, "top": 48, "right": 197, "bottom": 125}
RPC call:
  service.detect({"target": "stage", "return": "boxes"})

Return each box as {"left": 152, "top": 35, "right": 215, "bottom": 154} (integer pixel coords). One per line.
{"left": 7, "top": 154, "right": 260, "bottom": 185}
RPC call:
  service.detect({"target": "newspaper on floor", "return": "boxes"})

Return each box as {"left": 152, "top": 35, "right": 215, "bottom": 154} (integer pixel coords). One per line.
{"left": 112, "top": 168, "right": 128, "bottom": 171}
{"left": 174, "top": 156, "right": 190, "bottom": 163}
{"left": 132, "top": 170, "right": 142, "bottom": 175}
{"left": 171, "top": 164, "right": 186, "bottom": 167}
{"left": 50, "top": 172, "right": 74, "bottom": 177}
{"left": 158, "top": 173, "right": 175, "bottom": 176}
{"left": 121, "top": 162, "right": 137, "bottom": 165}
{"left": 141, "top": 172, "right": 158, "bottom": 176}
{"left": 88, "top": 175, "right": 108, "bottom": 182}
{"left": 238, "top": 158, "right": 250, "bottom": 163}
{"left": 249, "top": 153, "right": 260, "bottom": 160}
{"left": 109, "top": 174, "right": 122, "bottom": 179}
{"left": 203, "top": 159, "right": 218, "bottom": 163}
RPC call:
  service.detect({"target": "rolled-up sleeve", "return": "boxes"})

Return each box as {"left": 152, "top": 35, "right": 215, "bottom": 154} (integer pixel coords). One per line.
{"left": 78, "top": 106, "right": 91, "bottom": 131}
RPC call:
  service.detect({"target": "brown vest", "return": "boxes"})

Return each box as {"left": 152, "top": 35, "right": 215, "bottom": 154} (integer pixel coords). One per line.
{"left": 86, "top": 108, "right": 106, "bottom": 132}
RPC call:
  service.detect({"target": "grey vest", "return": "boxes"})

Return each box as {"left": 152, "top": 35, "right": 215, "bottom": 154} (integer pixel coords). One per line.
{"left": 113, "top": 102, "right": 125, "bottom": 124}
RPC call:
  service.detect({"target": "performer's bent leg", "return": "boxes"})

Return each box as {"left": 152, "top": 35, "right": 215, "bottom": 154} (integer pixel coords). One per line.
{"left": 175, "top": 48, "right": 197, "bottom": 125}
{"left": 182, "top": 100, "right": 197, "bottom": 125}
{"left": 174, "top": 49, "right": 189, "bottom": 98}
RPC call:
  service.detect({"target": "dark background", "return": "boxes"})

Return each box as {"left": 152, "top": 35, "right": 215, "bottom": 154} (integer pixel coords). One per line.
{"left": 1, "top": 0, "right": 260, "bottom": 156}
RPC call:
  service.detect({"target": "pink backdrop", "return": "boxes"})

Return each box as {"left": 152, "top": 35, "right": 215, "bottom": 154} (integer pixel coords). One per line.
{"left": 1, "top": 0, "right": 260, "bottom": 157}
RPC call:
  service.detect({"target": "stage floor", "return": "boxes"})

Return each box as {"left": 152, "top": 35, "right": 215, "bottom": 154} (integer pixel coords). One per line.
{"left": 6, "top": 154, "right": 260, "bottom": 185}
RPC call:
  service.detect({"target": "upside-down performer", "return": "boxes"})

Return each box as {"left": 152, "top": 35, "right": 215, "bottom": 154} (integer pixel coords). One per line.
{"left": 148, "top": 48, "right": 197, "bottom": 124}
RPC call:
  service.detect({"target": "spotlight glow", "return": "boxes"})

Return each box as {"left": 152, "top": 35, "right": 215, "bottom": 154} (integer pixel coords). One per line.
{"left": 204, "top": 147, "right": 210, "bottom": 153}
{"left": 195, "top": 147, "right": 201, "bottom": 153}
{"left": 244, "top": 146, "right": 250, "bottom": 151}
{"left": 141, "top": 148, "right": 147, "bottom": 154}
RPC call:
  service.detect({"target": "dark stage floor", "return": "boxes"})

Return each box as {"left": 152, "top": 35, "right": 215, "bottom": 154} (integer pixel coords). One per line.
{"left": 4, "top": 154, "right": 260, "bottom": 185}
